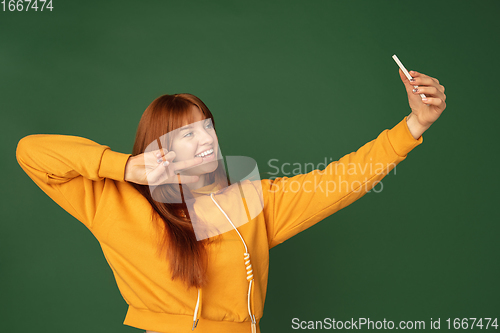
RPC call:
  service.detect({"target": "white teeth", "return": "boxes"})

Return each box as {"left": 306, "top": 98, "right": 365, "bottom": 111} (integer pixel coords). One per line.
{"left": 195, "top": 149, "right": 214, "bottom": 158}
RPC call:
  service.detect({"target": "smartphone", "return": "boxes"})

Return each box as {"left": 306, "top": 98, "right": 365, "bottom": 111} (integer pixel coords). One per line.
{"left": 392, "top": 54, "right": 426, "bottom": 99}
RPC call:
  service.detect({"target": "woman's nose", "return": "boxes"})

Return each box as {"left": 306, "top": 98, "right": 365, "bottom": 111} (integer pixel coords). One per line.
{"left": 198, "top": 129, "right": 214, "bottom": 145}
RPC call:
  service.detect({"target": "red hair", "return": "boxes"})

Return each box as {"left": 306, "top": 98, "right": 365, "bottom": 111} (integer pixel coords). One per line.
{"left": 130, "top": 93, "right": 226, "bottom": 289}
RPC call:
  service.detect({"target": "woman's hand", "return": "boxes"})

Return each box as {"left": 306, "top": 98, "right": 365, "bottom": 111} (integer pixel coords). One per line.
{"left": 399, "top": 68, "right": 447, "bottom": 139}
{"left": 124, "top": 148, "right": 203, "bottom": 185}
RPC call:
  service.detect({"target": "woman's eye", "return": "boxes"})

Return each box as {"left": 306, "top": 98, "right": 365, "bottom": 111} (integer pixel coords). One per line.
{"left": 182, "top": 123, "right": 211, "bottom": 137}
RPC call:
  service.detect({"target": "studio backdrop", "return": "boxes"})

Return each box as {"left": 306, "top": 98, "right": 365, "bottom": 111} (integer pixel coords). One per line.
{"left": 1, "top": 1, "right": 499, "bottom": 332}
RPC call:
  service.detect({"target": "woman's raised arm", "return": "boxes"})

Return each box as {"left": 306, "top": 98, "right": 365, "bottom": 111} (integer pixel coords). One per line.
{"left": 262, "top": 69, "right": 446, "bottom": 248}
{"left": 16, "top": 134, "right": 132, "bottom": 229}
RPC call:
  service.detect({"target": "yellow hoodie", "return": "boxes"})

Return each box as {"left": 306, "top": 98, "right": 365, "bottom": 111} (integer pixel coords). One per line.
{"left": 16, "top": 116, "right": 422, "bottom": 333}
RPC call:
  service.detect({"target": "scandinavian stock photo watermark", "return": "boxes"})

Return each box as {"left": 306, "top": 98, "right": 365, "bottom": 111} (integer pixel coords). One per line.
{"left": 265, "top": 158, "right": 398, "bottom": 196}
{"left": 141, "top": 113, "right": 401, "bottom": 240}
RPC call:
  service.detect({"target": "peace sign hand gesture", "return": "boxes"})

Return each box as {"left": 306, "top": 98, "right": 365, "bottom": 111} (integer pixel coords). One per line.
{"left": 124, "top": 148, "right": 203, "bottom": 186}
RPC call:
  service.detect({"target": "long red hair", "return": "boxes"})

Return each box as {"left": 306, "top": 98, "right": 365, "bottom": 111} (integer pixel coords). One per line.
{"left": 130, "top": 93, "right": 227, "bottom": 289}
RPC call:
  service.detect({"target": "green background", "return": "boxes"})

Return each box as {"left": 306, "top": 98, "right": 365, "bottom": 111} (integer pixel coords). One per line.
{"left": 2, "top": 0, "right": 499, "bottom": 332}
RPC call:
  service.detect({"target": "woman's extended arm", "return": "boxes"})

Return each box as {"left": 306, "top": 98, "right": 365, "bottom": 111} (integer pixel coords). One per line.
{"left": 261, "top": 69, "right": 446, "bottom": 248}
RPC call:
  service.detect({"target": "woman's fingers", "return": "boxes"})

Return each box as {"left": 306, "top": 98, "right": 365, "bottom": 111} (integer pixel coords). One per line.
{"left": 155, "top": 148, "right": 169, "bottom": 158}
{"left": 149, "top": 155, "right": 204, "bottom": 184}
{"left": 415, "top": 96, "right": 445, "bottom": 109}
{"left": 409, "top": 71, "right": 444, "bottom": 91}
{"left": 147, "top": 162, "right": 168, "bottom": 185}
{"left": 155, "top": 149, "right": 174, "bottom": 162}
{"left": 176, "top": 175, "right": 201, "bottom": 184}
{"left": 146, "top": 162, "right": 200, "bottom": 185}
{"left": 410, "top": 70, "right": 439, "bottom": 84}
{"left": 412, "top": 85, "right": 445, "bottom": 100}
{"left": 409, "top": 71, "right": 446, "bottom": 102}
{"left": 409, "top": 73, "right": 435, "bottom": 87}
{"left": 149, "top": 149, "right": 204, "bottom": 185}
{"left": 170, "top": 156, "right": 204, "bottom": 172}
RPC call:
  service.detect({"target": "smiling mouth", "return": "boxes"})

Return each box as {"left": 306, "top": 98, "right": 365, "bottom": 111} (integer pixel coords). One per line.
{"left": 195, "top": 148, "right": 214, "bottom": 158}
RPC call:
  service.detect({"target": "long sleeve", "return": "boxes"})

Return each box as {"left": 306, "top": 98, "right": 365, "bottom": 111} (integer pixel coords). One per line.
{"left": 263, "top": 116, "right": 423, "bottom": 249}
{"left": 16, "top": 134, "right": 132, "bottom": 230}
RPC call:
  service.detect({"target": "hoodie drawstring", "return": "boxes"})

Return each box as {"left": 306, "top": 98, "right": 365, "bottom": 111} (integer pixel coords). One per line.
{"left": 192, "top": 288, "right": 202, "bottom": 330}
{"left": 210, "top": 193, "right": 257, "bottom": 333}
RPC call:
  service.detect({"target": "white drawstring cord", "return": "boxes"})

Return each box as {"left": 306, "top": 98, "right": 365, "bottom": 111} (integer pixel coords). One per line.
{"left": 248, "top": 279, "right": 257, "bottom": 333}
{"left": 210, "top": 193, "right": 257, "bottom": 332}
{"left": 192, "top": 289, "right": 200, "bottom": 330}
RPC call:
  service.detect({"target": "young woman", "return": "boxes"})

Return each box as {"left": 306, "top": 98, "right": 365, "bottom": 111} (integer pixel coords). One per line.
{"left": 16, "top": 69, "right": 446, "bottom": 333}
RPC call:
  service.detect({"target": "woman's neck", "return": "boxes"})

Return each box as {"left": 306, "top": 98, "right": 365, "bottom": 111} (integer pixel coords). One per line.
{"left": 186, "top": 174, "right": 210, "bottom": 191}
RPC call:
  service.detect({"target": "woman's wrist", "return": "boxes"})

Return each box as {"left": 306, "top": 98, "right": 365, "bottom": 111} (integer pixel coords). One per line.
{"left": 406, "top": 113, "right": 430, "bottom": 140}
{"left": 124, "top": 155, "right": 136, "bottom": 183}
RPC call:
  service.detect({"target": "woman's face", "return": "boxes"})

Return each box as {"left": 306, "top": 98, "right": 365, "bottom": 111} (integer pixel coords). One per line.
{"left": 169, "top": 106, "right": 219, "bottom": 177}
